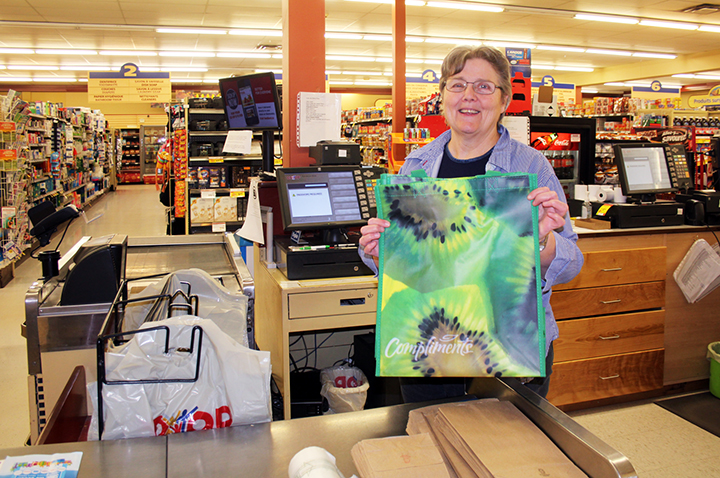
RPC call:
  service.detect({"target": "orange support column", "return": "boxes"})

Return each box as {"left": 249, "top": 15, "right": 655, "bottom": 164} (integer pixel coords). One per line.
{"left": 392, "top": 0, "right": 407, "bottom": 168}
{"left": 282, "top": 0, "right": 326, "bottom": 167}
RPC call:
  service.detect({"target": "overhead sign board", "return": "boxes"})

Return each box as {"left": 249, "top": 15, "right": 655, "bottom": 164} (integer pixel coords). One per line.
{"left": 89, "top": 63, "right": 171, "bottom": 103}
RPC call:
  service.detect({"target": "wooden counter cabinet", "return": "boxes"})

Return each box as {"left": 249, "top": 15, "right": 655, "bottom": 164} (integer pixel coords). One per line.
{"left": 547, "top": 246, "right": 666, "bottom": 407}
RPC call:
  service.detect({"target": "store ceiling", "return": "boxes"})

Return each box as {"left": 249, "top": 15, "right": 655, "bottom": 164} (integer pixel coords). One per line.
{"left": 2, "top": 0, "right": 720, "bottom": 95}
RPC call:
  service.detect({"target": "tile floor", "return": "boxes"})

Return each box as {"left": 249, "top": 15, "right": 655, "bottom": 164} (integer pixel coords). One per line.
{"left": 1, "top": 185, "right": 719, "bottom": 477}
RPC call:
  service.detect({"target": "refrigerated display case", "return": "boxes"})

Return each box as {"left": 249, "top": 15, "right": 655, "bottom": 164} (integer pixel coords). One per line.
{"left": 529, "top": 117, "right": 596, "bottom": 200}
{"left": 140, "top": 125, "right": 166, "bottom": 184}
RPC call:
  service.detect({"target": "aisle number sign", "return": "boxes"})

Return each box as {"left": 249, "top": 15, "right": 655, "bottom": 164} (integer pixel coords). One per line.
{"left": 406, "top": 70, "right": 440, "bottom": 100}
{"left": 88, "top": 63, "right": 171, "bottom": 103}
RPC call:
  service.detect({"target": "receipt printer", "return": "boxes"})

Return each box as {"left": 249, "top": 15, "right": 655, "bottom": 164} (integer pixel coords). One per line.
{"left": 309, "top": 140, "right": 361, "bottom": 165}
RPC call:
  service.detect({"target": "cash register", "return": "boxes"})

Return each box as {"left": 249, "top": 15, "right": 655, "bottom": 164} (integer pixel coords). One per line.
{"left": 273, "top": 164, "right": 386, "bottom": 279}
{"left": 590, "top": 142, "right": 687, "bottom": 228}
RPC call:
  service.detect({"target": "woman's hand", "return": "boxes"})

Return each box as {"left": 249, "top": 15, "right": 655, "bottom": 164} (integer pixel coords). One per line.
{"left": 359, "top": 218, "right": 391, "bottom": 265}
{"left": 527, "top": 186, "right": 567, "bottom": 239}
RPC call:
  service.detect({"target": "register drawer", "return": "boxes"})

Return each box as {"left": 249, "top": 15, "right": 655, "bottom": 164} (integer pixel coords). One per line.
{"left": 288, "top": 288, "right": 377, "bottom": 319}
{"left": 547, "top": 349, "right": 664, "bottom": 407}
{"left": 551, "top": 281, "right": 665, "bottom": 320}
{"left": 554, "top": 247, "right": 666, "bottom": 291}
{"left": 554, "top": 310, "right": 665, "bottom": 362}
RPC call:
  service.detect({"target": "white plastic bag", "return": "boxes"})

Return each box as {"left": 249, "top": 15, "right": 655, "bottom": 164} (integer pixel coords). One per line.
{"left": 124, "top": 268, "right": 250, "bottom": 347}
{"left": 320, "top": 366, "right": 369, "bottom": 414}
{"left": 88, "top": 315, "right": 271, "bottom": 440}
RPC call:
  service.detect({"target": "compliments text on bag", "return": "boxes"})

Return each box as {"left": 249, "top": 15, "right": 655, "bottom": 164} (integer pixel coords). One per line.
{"left": 384, "top": 335, "right": 473, "bottom": 361}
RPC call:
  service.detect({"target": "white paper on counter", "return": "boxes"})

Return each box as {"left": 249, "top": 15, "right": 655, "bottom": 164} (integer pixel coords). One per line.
{"left": 223, "top": 130, "right": 253, "bottom": 154}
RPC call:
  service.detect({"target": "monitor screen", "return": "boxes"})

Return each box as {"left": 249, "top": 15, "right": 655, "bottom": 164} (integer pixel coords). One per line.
{"left": 218, "top": 72, "right": 282, "bottom": 131}
{"left": 613, "top": 142, "right": 676, "bottom": 198}
{"left": 276, "top": 166, "right": 375, "bottom": 232}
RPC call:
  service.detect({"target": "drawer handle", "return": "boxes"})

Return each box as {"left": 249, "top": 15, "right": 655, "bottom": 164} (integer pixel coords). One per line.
{"left": 601, "top": 267, "right": 622, "bottom": 272}
{"left": 340, "top": 298, "right": 365, "bottom": 306}
{"left": 600, "top": 299, "right": 621, "bottom": 304}
{"left": 599, "top": 374, "right": 620, "bottom": 380}
{"left": 599, "top": 334, "right": 620, "bottom": 340}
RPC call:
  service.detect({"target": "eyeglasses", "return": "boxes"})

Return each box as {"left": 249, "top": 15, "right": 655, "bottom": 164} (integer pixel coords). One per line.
{"left": 445, "top": 79, "right": 497, "bottom": 95}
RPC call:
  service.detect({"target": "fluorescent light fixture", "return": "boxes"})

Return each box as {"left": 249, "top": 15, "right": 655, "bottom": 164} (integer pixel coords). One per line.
{"left": 325, "top": 32, "right": 364, "bottom": 40}
{"left": 639, "top": 20, "right": 698, "bottom": 30}
{"left": 0, "top": 77, "right": 32, "bottom": 82}
{"left": 426, "top": 1, "right": 503, "bottom": 12}
{"left": 406, "top": 72, "right": 423, "bottom": 78}
{"left": 78, "top": 78, "right": 88, "bottom": 82}
{"left": 33, "top": 77, "right": 78, "bottom": 82}
{"left": 161, "top": 67, "right": 209, "bottom": 72}
{"left": 672, "top": 74, "right": 697, "bottom": 78}
{"left": 229, "top": 29, "right": 283, "bottom": 37}
{"left": 326, "top": 55, "right": 376, "bottom": 62}
{"left": 574, "top": 13, "right": 638, "bottom": 24}
{"left": 699, "top": 25, "right": 720, "bottom": 33}
{"left": 632, "top": 52, "right": 677, "bottom": 59}
{"left": 581, "top": 88, "right": 599, "bottom": 94}
{"left": 216, "top": 52, "right": 272, "bottom": 58}
{"left": 424, "top": 37, "right": 472, "bottom": 45}
{"left": 586, "top": 49, "right": 632, "bottom": 56}
{"left": 363, "top": 34, "right": 393, "bottom": 41}
{"left": 203, "top": 79, "right": 221, "bottom": 83}
{"left": 329, "top": 81, "right": 355, "bottom": 85}
{"left": 159, "top": 51, "right": 216, "bottom": 57}
{"left": 99, "top": 50, "right": 158, "bottom": 56}
{"left": 554, "top": 66, "right": 594, "bottom": 72}
{"left": 130, "top": 66, "right": 160, "bottom": 71}
{"left": 342, "top": 70, "right": 385, "bottom": 76}
{"left": 255, "top": 69, "right": 282, "bottom": 75}
{"left": 60, "top": 66, "right": 113, "bottom": 71}
{"left": 354, "top": 81, "right": 391, "bottom": 86}
{"left": 536, "top": 45, "right": 585, "bottom": 53}
{"left": 326, "top": 70, "right": 342, "bottom": 75}
{"left": 532, "top": 65, "right": 555, "bottom": 70}
{"left": 484, "top": 41, "right": 536, "bottom": 49}
{"left": 695, "top": 74, "right": 720, "bottom": 80}
{"left": 0, "top": 66, "right": 5, "bottom": 70}
{"left": 156, "top": 28, "right": 227, "bottom": 35}
{"left": 406, "top": 36, "right": 425, "bottom": 43}
{"left": 0, "top": 48, "right": 34, "bottom": 54}
{"left": 36, "top": 49, "right": 97, "bottom": 55}
{"left": 406, "top": 59, "right": 425, "bottom": 64}
{"left": 7, "top": 65, "right": 59, "bottom": 71}
{"left": 272, "top": 54, "right": 283, "bottom": 59}
{"left": 424, "top": 59, "right": 444, "bottom": 65}
{"left": 626, "top": 82, "right": 652, "bottom": 87}
{"left": 604, "top": 82, "right": 629, "bottom": 87}
{"left": 407, "top": 0, "right": 426, "bottom": 5}
{"left": 345, "top": 0, "right": 393, "bottom": 3}
{"left": 375, "top": 57, "right": 393, "bottom": 63}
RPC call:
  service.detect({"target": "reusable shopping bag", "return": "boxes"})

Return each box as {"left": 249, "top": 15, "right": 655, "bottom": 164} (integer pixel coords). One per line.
{"left": 375, "top": 172, "right": 545, "bottom": 378}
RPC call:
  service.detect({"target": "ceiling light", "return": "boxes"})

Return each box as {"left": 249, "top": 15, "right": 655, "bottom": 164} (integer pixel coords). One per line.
{"left": 344, "top": 0, "right": 393, "bottom": 3}
{"left": 0, "top": 66, "right": 5, "bottom": 70}
{"left": 639, "top": 20, "right": 698, "bottom": 30}
{"left": 406, "top": 72, "right": 423, "bottom": 78}
{"left": 272, "top": 54, "right": 283, "bottom": 59}
{"left": 484, "top": 41, "right": 536, "bottom": 49}
{"left": 586, "top": 49, "right": 632, "bottom": 57}
{"left": 99, "top": 51, "right": 158, "bottom": 56}
{"left": 325, "top": 32, "right": 364, "bottom": 40}
{"left": 342, "top": 70, "right": 385, "bottom": 76}
{"left": 375, "top": 57, "right": 393, "bottom": 63}
{"left": 424, "top": 59, "right": 444, "bottom": 65}
{"left": 78, "top": 78, "right": 88, "bottom": 82}
{"left": 426, "top": 1, "right": 503, "bottom": 12}
{"left": 36, "top": 49, "right": 97, "bottom": 55}
{"left": 406, "top": 59, "right": 425, "bottom": 64}
{"left": 156, "top": 28, "right": 227, "bottom": 35}
{"left": 7, "top": 65, "right": 59, "bottom": 70}
{"left": 326, "top": 55, "right": 376, "bottom": 62}
{"left": 574, "top": 14, "right": 638, "bottom": 24}
{"left": 363, "top": 34, "right": 393, "bottom": 41}
{"left": 326, "top": 70, "right": 342, "bottom": 75}
{"left": 581, "top": 88, "right": 599, "bottom": 94}
{"left": 0, "top": 77, "right": 32, "bottom": 82}
{"left": 216, "top": 52, "right": 273, "bottom": 58}
{"left": 672, "top": 74, "right": 696, "bottom": 78}
{"left": 406, "top": 0, "right": 426, "bottom": 5}
{"left": 229, "top": 29, "right": 283, "bottom": 37}
{"left": 632, "top": 52, "right": 677, "bottom": 59}
{"left": 60, "top": 66, "right": 114, "bottom": 71}
{"left": 424, "top": 37, "right": 472, "bottom": 45}
{"left": 406, "top": 36, "right": 425, "bottom": 43}
{"left": 699, "top": 25, "right": 720, "bottom": 33}
{"left": 255, "top": 70, "right": 282, "bottom": 75}
{"left": 536, "top": 45, "right": 585, "bottom": 53}
{"left": 161, "top": 67, "right": 209, "bottom": 72}
{"left": 604, "top": 82, "right": 629, "bottom": 87}
{"left": 33, "top": 77, "right": 78, "bottom": 82}
{"left": 695, "top": 74, "right": 720, "bottom": 80}
{"left": 159, "top": 51, "right": 216, "bottom": 57}
{"left": 0, "top": 48, "right": 34, "bottom": 54}
{"left": 203, "top": 79, "right": 222, "bottom": 83}
{"left": 532, "top": 65, "right": 555, "bottom": 70}
{"left": 553, "top": 66, "right": 594, "bottom": 72}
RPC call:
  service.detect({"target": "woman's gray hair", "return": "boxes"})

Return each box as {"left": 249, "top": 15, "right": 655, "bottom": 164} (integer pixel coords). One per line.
{"left": 439, "top": 45, "right": 513, "bottom": 122}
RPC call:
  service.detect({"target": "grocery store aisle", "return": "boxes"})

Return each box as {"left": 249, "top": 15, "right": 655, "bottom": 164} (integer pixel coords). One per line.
{"left": 0, "top": 185, "right": 166, "bottom": 448}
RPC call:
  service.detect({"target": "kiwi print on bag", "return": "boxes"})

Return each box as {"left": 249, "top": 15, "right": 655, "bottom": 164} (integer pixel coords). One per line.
{"left": 375, "top": 173, "right": 545, "bottom": 378}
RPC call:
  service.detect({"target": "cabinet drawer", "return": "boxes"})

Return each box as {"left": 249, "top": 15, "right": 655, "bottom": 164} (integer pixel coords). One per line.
{"left": 547, "top": 349, "right": 664, "bottom": 407}
{"left": 554, "top": 310, "right": 665, "bottom": 362}
{"left": 551, "top": 281, "right": 665, "bottom": 320}
{"left": 288, "top": 288, "right": 377, "bottom": 319}
{"left": 554, "top": 247, "right": 666, "bottom": 291}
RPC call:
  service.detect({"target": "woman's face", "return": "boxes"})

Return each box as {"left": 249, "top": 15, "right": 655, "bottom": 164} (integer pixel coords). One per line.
{"left": 443, "top": 58, "right": 508, "bottom": 140}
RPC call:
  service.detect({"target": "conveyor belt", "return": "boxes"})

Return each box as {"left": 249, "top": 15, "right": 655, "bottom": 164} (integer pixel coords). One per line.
{"left": 126, "top": 243, "right": 236, "bottom": 279}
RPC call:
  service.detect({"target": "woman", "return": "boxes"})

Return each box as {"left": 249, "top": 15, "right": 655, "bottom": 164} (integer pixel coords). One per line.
{"left": 359, "top": 45, "right": 583, "bottom": 401}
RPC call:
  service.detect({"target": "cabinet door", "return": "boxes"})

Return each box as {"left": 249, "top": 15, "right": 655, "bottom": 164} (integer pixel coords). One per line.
{"left": 551, "top": 281, "right": 665, "bottom": 320}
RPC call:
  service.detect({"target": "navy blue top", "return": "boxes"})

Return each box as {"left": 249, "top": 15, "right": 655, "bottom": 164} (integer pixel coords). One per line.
{"left": 437, "top": 143, "right": 493, "bottom": 178}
